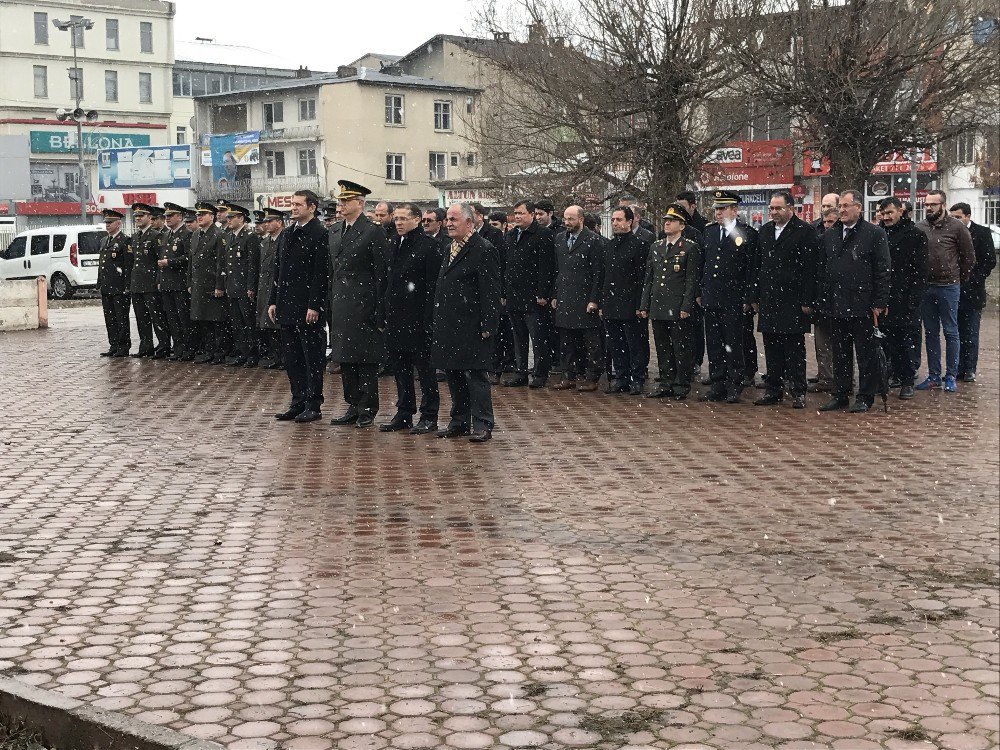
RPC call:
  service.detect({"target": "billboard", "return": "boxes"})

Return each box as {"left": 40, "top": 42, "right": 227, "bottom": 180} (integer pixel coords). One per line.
{"left": 30, "top": 130, "right": 150, "bottom": 154}
{"left": 209, "top": 131, "right": 260, "bottom": 190}
{"left": 98, "top": 145, "right": 192, "bottom": 190}
{"left": 700, "top": 140, "right": 794, "bottom": 188}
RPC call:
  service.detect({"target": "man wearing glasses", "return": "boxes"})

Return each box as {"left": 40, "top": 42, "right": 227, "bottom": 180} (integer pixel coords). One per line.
{"left": 815, "top": 189, "right": 891, "bottom": 413}
{"left": 916, "top": 190, "right": 975, "bottom": 392}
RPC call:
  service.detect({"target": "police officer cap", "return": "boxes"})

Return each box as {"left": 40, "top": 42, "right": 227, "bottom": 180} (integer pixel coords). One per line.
{"left": 195, "top": 201, "right": 218, "bottom": 215}
{"left": 263, "top": 208, "right": 287, "bottom": 221}
{"left": 163, "top": 202, "right": 185, "bottom": 216}
{"left": 214, "top": 199, "right": 231, "bottom": 211}
{"left": 335, "top": 180, "right": 371, "bottom": 200}
{"left": 252, "top": 209, "right": 265, "bottom": 223}
{"left": 225, "top": 203, "right": 250, "bottom": 220}
{"left": 662, "top": 203, "right": 691, "bottom": 223}
{"left": 149, "top": 205, "right": 165, "bottom": 218}
{"left": 712, "top": 190, "right": 741, "bottom": 207}
{"left": 102, "top": 208, "right": 124, "bottom": 220}
{"left": 183, "top": 208, "right": 198, "bottom": 222}
{"left": 131, "top": 202, "right": 154, "bottom": 216}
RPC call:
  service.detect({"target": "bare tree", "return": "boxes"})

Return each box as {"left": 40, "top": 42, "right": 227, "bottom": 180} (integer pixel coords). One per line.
{"left": 467, "top": 0, "right": 754, "bottom": 211}
{"left": 720, "top": 0, "right": 1000, "bottom": 190}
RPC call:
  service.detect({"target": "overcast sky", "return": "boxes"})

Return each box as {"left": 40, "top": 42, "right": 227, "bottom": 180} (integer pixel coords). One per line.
{"left": 173, "top": 0, "right": 480, "bottom": 71}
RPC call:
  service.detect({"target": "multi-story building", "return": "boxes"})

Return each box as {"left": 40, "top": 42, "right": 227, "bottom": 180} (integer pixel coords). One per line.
{"left": 192, "top": 65, "right": 481, "bottom": 210}
{"left": 0, "top": 0, "right": 175, "bottom": 225}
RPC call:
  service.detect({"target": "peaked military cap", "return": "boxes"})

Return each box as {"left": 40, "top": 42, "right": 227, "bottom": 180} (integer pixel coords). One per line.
{"left": 163, "top": 202, "right": 185, "bottom": 216}
{"left": 214, "top": 199, "right": 231, "bottom": 211}
{"left": 149, "top": 205, "right": 165, "bottom": 218}
{"left": 195, "top": 201, "right": 218, "bottom": 215}
{"left": 252, "top": 209, "right": 265, "bottom": 223}
{"left": 662, "top": 203, "right": 691, "bottom": 223}
{"left": 263, "top": 207, "right": 287, "bottom": 221}
{"left": 225, "top": 202, "right": 250, "bottom": 219}
{"left": 712, "top": 190, "right": 741, "bottom": 207}
{"left": 131, "top": 202, "right": 154, "bottom": 216}
{"left": 183, "top": 208, "right": 198, "bottom": 221}
{"left": 102, "top": 208, "right": 124, "bottom": 220}
{"left": 335, "top": 180, "right": 371, "bottom": 200}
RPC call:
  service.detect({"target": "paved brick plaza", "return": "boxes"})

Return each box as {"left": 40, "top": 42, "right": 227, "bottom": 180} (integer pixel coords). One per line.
{"left": 0, "top": 305, "right": 997, "bottom": 749}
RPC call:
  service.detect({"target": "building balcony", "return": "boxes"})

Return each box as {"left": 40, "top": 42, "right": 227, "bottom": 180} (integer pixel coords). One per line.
{"left": 259, "top": 125, "right": 322, "bottom": 143}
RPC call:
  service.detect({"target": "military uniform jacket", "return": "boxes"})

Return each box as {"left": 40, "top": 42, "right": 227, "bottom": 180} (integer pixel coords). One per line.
{"left": 553, "top": 227, "right": 603, "bottom": 329}
{"left": 218, "top": 225, "right": 260, "bottom": 298}
{"left": 269, "top": 219, "right": 329, "bottom": 327}
{"left": 158, "top": 226, "right": 191, "bottom": 292}
{"left": 189, "top": 224, "right": 226, "bottom": 322}
{"left": 385, "top": 228, "right": 443, "bottom": 354}
{"left": 641, "top": 235, "right": 701, "bottom": 320}
{"left": 750, "top": 215, "right": 818, "bottom": 335}
{"left": 602, "top": 231, "right": 650, "bottom": 320}
{"left": 97, "top": 231, "right": 133, "bottom": 295}
{"left": 129, "top": 227, "right": 162, "bottom": 294}
{"left": 252, "top": 233, "right": 280, "bottom": 330}
{"left": 502, "top": 221, "right": 556, "bottom": 310}
{"left": 699, "top": 220, "right": 758, "bottom": 310}
{"left": 327, "top": 214, "right": 390, "bottom": 364}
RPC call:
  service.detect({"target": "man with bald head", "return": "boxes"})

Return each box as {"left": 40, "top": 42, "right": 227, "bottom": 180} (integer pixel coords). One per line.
{"left": 550, "top": 205, "right": 604, "bottom": 390}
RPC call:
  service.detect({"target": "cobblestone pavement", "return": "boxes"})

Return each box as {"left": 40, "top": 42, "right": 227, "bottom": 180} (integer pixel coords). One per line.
{"left": 1, "top": 307, "right": 997, "bottom": 750}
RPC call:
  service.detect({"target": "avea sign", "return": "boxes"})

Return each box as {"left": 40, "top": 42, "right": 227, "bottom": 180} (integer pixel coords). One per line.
{"left": 29, "top": 130, "right": 151, "bottom": 154}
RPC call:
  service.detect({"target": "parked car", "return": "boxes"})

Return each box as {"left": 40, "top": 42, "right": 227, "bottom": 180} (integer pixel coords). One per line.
{"left": 0, "top": 225, "right": 107, "bottom": 299}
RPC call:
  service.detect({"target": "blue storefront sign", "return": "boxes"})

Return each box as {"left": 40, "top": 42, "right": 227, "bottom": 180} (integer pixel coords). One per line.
{"left": 30, "top": 130, "right": 151, "bottom": 154}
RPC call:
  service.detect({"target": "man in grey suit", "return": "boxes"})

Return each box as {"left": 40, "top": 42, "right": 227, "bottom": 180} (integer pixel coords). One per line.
{"left": 327, "top": 180, "right": 390, "bottom": 428}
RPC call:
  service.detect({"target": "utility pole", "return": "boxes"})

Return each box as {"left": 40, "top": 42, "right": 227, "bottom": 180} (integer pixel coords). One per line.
{"left": 52, "top": 17, "right": 95, "bottom": 222}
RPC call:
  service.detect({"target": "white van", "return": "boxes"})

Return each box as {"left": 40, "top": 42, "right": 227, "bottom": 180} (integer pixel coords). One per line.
{"left": 0, "top": 224, "right": 107, "bottom": 299}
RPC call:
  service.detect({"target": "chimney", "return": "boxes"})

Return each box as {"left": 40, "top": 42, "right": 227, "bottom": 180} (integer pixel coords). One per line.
{"left": 492, "top": 30, "right": 511, "bottom": 42}
{"left": 295, "top": 66, "right": 311, "bottom": 79}
{"left": 527, "top": 21, "right": 547, "bottom": 44}
{"left": 379, "top": 62, "right": 402, "bottom": 76}
{"left": 337, "top": 65, "right": 358, "bottom": 78}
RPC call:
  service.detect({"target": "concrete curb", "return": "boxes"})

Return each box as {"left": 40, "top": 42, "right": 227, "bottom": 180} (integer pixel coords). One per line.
{"left": 0, "top": 676, "right": 223, "bottom": 750}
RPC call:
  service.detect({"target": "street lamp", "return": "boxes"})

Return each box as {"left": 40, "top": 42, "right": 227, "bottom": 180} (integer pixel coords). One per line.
{"left": 52, "top": 17, "right": 95, "bottom": 221}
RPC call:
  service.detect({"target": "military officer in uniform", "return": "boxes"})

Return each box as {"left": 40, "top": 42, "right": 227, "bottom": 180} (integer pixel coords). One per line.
{"left": 698, "top": 190, "right": 758, "bottom": 403}
{"left": 252, "top": 208, "right": 286, "bottom": 369}
{"left": 640, "top": 204, "right": 702, "bottom": 399}
{"left": 216, "top": 203, "right": 260, "bottom": 367}
{"left": 327, "top": 180, "right": 390, "bottom": 428}
{"left": 97, "top": 208, "right": 133, "bottom": 357}
{"left": 158, "top": 202, "right": 194, "bottom": 360}
{"left": 129, "top": 202, "right": 170, "bottom": 358}
{"left": 189, "top": 201, "right": 227, "bottom": 364}
{"left": 252, "top": 210, "right": 267, "bottom": 237}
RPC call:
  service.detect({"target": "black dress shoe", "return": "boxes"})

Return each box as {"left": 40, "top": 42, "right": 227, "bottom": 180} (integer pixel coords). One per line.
{"left": 265, "top": 361, "right": 283, "bottom": 370}
{"left": 700, "top": 375, "right": 714, "bottom": 386}
{"left": 818, "top": 397, "right": 850, "bottom": 411}
{"left": 898, "top": 385, "right": 915, "bottom": 400}
{"left": 673, "top": 392, "right": 688, "bottom": 401}
{"left": 167, "top": 352, "right": 182, "bottom": 361}
{"left": 791, "top": 395, "right": 806, "bottom": 409}
{"left": 193, "top": 353, "right": 213, "bottom": 364}
{"left": 469, "top": 429, "right": 492, "bottom": 443}
{"left": 698, "top": 391, "right": 726, "bottom": 402}
{"left": 502, "top": 375, "right": 528, "bottom": 387}
{"left": 211, "top": 355, "right": 226, "bottom": 364}
{"left": 960, "top": 373, "right": 976, "bottom": 383}
{"left": 294, "top": 409, "right": 322, "bottom": 423}
{"left": 153, "top": 349, "right": 170, "bottom": 360}
{"left": 181, "top": 353, "right": 196, "bottom": 362}
{"left": 848, "top": 399, "right": 871, "bottom": 413}
{"left": 111, "top": 349, "right": 129, "bottom": 358}
{"left": 410, "top": 419, "right": 438, "bottom": 435}
{"left": 243, "top": 360, "right": 259, "bottom": 368}
{"left": 259, "top": 358, "right": 275, "bottom": 369}
{"left": 604, "top": 379, "right": 627, "bottom": 394}
{"left": 753, "top": 393, "right": 783, "bottom": 406}
{"left": 437, "top": 425, "right": 470, "bottom": 438}
{"left": 330, "top": 410, "right": 359, "bottom": 425}
{"left": 379, "top": 416, "right": 413, "bottom": 432}
{"left": 629, "top": 383, "right": 645, "bottom": 396}
{"left": 488, "top": 373, "right": 500, "bottom": 385}
{"left": 357, "top": 415, "right": 375, "bottom": 428}
{"left": 726, "top": 393, "right": 742, "bottom": 404}
{"left": 528, "top": 377, "right": 547, "bottom": 389}
{"left": 132, "top": 350, "right": 153, "bottom": 358}
{"left": 226, "top": 357, "right": 246, "bottom": 366}
{"left": 645, "top": 387, "right": 671, "bottom": 398}
{"left": 275, "top": 406, "right": 305, "bottom": 421}
{"left": 100, "top": 349, "right": 114, "bottom": 357}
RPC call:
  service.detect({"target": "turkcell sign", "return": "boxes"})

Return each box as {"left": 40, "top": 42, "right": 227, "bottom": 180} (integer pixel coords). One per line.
{"left": 30, "top": 130, "right": 151, "bottom": 154}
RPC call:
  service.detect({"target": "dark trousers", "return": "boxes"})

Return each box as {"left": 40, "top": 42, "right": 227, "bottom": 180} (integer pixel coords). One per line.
{"left": 509, "top": 305, "right": 553, "bottom": 379}
{"left": 558, "top": 327, "right": 603, "bottom": 381}
{"left": 390, "top": 350, "right": 439, "bottom": 420}
{"left": 493, "top": 313, "right": 515, "bottom": 374}
{"left": 341, "top": 362, "right": 380, "bottom": 418}
{"left": 744, "top": 309, "right": 758, "bottom": 379}
{"left": 132, "top": 292, "right": 168, "bottom": 353}
{"left": 831, "top": 316, "right": 878, "bottom": 401}
{"left": 704, "top": 306, "right": 746, "bottom": 395}
{"left": 813, "top": 315, "right": 834, "bottom": 385}
{"left": 160, "top": 290, "right": 191, "bottom": 356}
{"left": 880, "top": 322, "right": 917, "bottom": 386}
{"left": 691, "top": 305, "right": 705, "bottom": 371}
{"left": 101, "top": 293, "right": 131, "bottom": 353}
{"left": 651, "top": 318, "right": 693, "bottom": 395}
{"left": 762, "top": 332, "right": 807, "bottom": 397}
{"left": 958, "top": 306, "right": 982, "bottom": 375}
{"left": 194, "top": 320, "right": 225, "bottom": 357}
{"left": 259, "top": 328, "right": 283, "bottom": 364}
{"left": 908, "top": 320, "right": 922, "bottom": 374}
{"left": 445, "top": 369, "right": 494, "bottom": 431}
{"left": 280, "top": 323, "right": 326, "bottom": 411}
{"left": 606, "top": 318, "right": 648, "bottom": 385}
{"left": 227, "top": 296, "right": 257, "bottom": 360}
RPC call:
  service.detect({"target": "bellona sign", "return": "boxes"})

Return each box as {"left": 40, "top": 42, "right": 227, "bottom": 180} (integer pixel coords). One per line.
{"left": 29, "top": 130, "right": 151, "bottom": 154}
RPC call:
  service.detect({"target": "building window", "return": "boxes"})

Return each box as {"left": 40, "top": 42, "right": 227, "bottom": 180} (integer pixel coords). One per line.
{"left": 140, "top": 21, "right": 153, "bottom": 53}
{"left": 298, "top": 98, "right": 316, "bottom": 121}
{"left": 175, "top": 126, "right": 186, "bottom": 145}
{"left": 34, "top": 12, "right": 48, "bottom": 45}
{"left": 263, "top": 102, "right": 284, "bottom": 130}
{"left": 190, "top": 72, "right": 206, "bottom": 97}
{"left": 466, "top": 96, "right": 475, "bottom": 114}
{"left": 70, "top": 67, "right": 83, "bottom": 100}
{"left": 385, "top": 94, "right": 404, "bottom": 125}
{"left": 298, "top": 148, "right": 317, "bottom": 176}
{"left": 33, "top": 66, "right": 47, "bottom": 98}
{"left": 139, "top": 72, "right": 152, "bottom": 103}
{"left": 265, "top": 149, "right": 286, "bottom": 178}
{"left": 172, "top": 70, "right": 191, "bottom": 96}
{"left": 106, "top": 19, "right": 119, "bottom": 50}
{"left": 386, "top": 153, "right": 405, "bottom": 182}
{"left": 105, "top": 70, "right": 118, "bottom": 102}
{"left": 429, "top": 152, "right": 447, "bottom": 181}
{"left": 434, "top": 101, "right": 452, "bottom": 131}
{"left": 466, "top": 153, "right": 477, "bottom": 167}
{"left": 450, "top": 152, "right": 460, "bottom": 167}
{"left": 984, "top": 198, "right": 1000, "bottom": 226}
{"left": 954, "top": 132, "right": 976, "bottom": 165}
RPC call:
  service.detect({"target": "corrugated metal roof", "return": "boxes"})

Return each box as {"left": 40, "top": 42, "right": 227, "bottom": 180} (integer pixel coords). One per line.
{"left": 194, "top": 68, "right": 479, "bottom": 99}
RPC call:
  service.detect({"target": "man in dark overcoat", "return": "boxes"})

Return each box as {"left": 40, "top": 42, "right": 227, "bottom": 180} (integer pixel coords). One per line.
{"left": 550, "top": 206, "right": 604, "bottom": 391}
{"left": 216, "top": 203, "right": 261, "bottom": 367}
{"left": 379, "top": 203, "right": 443, "bottom": 434}
{"left": 129, "top": 203, "right": 170, "bottom": 358}
{"left": 268, "top": 190, "right": 329, "bottom": 422}
{"left": 189, "top": 202, "right": 227, "bottom": 364}
{"left": 252, "top": 208, "right": 286, "bottom": 369}
{"left": 432, "top": 203, "right": 502, "bottom": 443}
{"left": 158, "top": 203, "right": 193, "bottom": 360}
{"left": 472, "top": 202, "right": 512, "bottom": 382}
{"left": 97, "top": 208, "right": 133, "bottom": 357}
{"left": 327, "top": 180, "right": 390, "bottom": 428}
{"left": 750, "top": 191, "right": 818, "bottom": 409}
